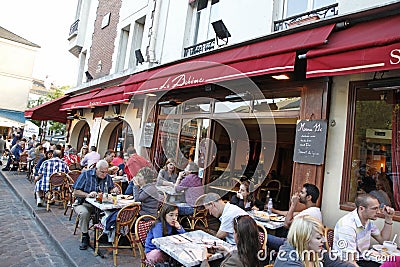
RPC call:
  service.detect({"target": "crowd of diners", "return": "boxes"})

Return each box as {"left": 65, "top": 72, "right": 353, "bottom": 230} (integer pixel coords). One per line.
{"left": 2, "top": 131, "right": 398, "bottom": 267}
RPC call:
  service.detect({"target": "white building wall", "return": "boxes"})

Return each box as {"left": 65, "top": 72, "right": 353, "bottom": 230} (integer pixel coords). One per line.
{"left": 0, "top": 38, "right": 37, "bottom": 111}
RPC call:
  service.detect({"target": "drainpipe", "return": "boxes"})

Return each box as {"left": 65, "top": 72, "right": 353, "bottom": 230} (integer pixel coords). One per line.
{"left": 147, "top": 0, "right": 161, "bottom": 63}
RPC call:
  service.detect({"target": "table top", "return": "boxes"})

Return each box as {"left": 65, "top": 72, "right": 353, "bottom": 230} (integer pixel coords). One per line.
{"left": 366, "top": 245, "right": 400, "bottom": 263}
{"left": 156, "top": 185, "right": 183, "bottom": 196}
{"left": 248, "top": 210, "right": 285, "bottom": 230}
{"left": 112, "top": 175, "right": 128, "bottom": 183}
{"left": 152, "top": 230, "right": 235, "bottom": 267}
{"left": 208, "top": 185, "right": 239, "bottom": 193}
{"left": 85, "top": 195, "right": 140, "bottom": 210}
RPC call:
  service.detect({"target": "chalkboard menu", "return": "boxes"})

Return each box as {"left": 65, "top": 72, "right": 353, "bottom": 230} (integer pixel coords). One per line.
{"left": 293, "top": 120, "right": 328, "bottom": 165}
{"left": 141, "top": 122, "right": 155, "bottom": 148}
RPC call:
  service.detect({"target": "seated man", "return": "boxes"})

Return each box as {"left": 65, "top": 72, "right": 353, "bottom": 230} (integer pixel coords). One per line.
{"left": 34, "top": 150, "right": 69, "bottom": 207}
{"left": 80, "top": 146, "right": 100, "bottom": 168}
{"left": 103, "top": 149, "right": 119, "bottom": 175}
{"left": 202, "top": 192, "right": 248, "bottom": 245}
{"left": 334, "top": 194, "right": 395, "bottom": 267}
{"left": 3, "top": 139, "right": 25, "bottom": 171}
{"left": 268, "top": 183, "right": 322, "bottom": 250}
{"left": 72, "top": 160, "right": 118, "bottom": 250}
{"left": 272, "top": 183, "right": 322, "bottom": 226}
{"left": 174, "top": 162, "right": 203, "bottom": 215}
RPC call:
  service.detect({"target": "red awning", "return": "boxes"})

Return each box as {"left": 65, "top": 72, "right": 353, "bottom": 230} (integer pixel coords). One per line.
{"left": 84, "top": 86, "right": 129, "bottom": 107}
{"left": 59, "top": 88, "right": 102, "bottom": 111}
{"left": 306, "top": 15, "right": 400, "bottom": 78}
{"left": 24, "top": 95, "right": 69, "bottom": 123}
{"left": 123, "top": 24, "right": 335, "bottom": 95}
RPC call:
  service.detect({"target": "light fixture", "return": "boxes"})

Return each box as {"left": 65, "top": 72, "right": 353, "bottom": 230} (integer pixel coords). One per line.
{"left": 272, "top": 74, "right": 290, "bottom": 80}
{"left": 224, "top": 92, "right": 252, "bottom": 102}
{"left": 135, "top": 49, "right": 145, "bottom": 64}
{"left": 85, "top": 71, "right": 93, "bottom": 82}
{"left": 104, "top": 115, "right": 123, "bottom": 122}
{"left": 268, "top": 99, "right": 278, "bottom": 111}
{"left": 158, "top": 100, "right": 180, "bottom": 106}
{"left": 146, "top": 93, "right": 157, "bottom": 97}
{"left": 211, "top": 20, "right": 231, "bottom": 46}
{"left": 112, "top": 104, "right": 121, "bottom": 115}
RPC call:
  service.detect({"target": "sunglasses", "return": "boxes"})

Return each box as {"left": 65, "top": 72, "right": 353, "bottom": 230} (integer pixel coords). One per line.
{"left": 234, "top": 215, "right": 248, "bottom": 227}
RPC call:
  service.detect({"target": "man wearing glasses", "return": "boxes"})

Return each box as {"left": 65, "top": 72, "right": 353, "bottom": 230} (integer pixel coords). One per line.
{"left": 202, "top": 192, "right": 247, "bottom": 245}
{"left": 333, "top": 194, "right": 395, "bottom": 266}
{"left": 73, "top": 160, "right": 119, "bottom": 250}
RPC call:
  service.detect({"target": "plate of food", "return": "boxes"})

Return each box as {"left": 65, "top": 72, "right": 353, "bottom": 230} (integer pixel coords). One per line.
{"left": 372, "top": 244, "right": 384, "bottom": 252}
{"left": 253, "top": 211, "right": 270, "bottom": 222}
{"left": 269, "top": 215, "right": 285, "bottom": 222}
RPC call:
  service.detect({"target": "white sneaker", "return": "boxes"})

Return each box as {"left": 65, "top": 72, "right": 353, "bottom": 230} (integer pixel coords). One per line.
{"left": 36, "top": 197, "right": 43, "bottom": 207}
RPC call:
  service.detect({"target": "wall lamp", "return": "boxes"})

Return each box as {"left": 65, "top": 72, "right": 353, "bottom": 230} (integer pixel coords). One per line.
{"left": 135, "top": 49, "right": 145, "bottom": 64}
{"left": 224, "top": 92, "right": 252, "bottom": 102}
{"left": 112, "top": 104, "right": 121, "bottom": 115}
{"left": 85, "top": 71, "right": 93, "bottom": 82}
{"left": 212, "top": 20, "right": 231, "bottom": 46}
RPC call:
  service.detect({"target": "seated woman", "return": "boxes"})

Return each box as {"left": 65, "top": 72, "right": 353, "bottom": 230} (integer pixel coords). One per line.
{"left": 157, "top": 158, "right": 178, "bottom": 186}
{"left": 125, "top": 167, "right": 161, "bottom": 217}
{"left": 201, "top": 215, "right": 262, "bottom": 267}
{"left": 230, "top": 181, "right": 264, "bottom": 211}
{"left": 274, "top": 215, "right": 354, "bottom": 267}
{"left": 145, "top": 204, "right": 186, "bottom": 264}
{"left": 175, "top": 162, "right": 203, "bottom": 215}
{"left": 62, "top": 148, "right": 81, "bottom": 170}
{"left": 117, "top": 153, "right": 129, "bottom": 176}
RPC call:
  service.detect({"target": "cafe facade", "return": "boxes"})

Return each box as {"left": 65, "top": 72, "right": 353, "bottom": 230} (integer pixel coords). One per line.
{"left": 25, "top": 1, "right": 400, "bottom": 231}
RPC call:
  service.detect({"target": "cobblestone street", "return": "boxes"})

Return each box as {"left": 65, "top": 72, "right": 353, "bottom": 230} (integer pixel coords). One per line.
{"left": 0, "top": 174, "right": 69, "bottom": 267}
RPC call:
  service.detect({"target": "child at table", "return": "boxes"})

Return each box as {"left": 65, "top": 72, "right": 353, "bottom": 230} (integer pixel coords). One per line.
{"left": 145, "top": 204, "right": 186, "bottom": 264}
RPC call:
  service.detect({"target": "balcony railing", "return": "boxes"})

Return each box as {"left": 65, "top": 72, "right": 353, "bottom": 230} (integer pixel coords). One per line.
{"left": 183, "top": 39, "right": 215, "bottom": 58}
{"left": 274, "top": 3, "right": 338, "bottom": 31}
{"left": 69, "top": 19, "right": 80, "bottom": 36}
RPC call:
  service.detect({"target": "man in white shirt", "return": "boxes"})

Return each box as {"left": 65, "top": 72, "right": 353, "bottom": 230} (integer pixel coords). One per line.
{"left": 202, "top": 192, "right": 248, "bottom": 245}
{"left": 267, "top": 183, "right": 322, "bottom": 250}
{"left": 272, "top": 183, "right": 322, "bottom": 226}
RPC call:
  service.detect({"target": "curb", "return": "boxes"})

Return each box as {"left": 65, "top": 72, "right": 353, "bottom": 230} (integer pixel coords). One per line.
{"left": 0, "top": 171, "right": 79, "bottom": 267}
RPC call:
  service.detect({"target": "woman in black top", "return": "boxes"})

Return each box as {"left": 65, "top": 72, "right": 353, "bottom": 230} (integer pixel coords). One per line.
{"left": 230, "top": 181, "right": 264, "bottom": 211}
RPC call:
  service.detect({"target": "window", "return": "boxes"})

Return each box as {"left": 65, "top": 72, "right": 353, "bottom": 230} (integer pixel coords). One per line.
{"left": 342, "top": 80, "right": 400, "bottom": 213}
{"left": 192, "top": 0, "right": 220, "bottom": 44}
{"left": 116, "top": 25, "right": 130, "bottom": 72}
{"left": 285, "top": 0, "right": 336, "bottom": 17}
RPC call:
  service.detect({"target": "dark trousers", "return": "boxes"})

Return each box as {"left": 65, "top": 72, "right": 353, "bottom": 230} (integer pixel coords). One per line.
{"left": 357, "top": 260, "right": 381, "bottom": 267}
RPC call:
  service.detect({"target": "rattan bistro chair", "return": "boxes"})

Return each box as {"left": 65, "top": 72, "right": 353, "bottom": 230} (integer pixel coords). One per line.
{"left": 46, "top": 172, "right": 68, "bottom": 211}
{"left": 134, "top": 215, "right": 156, "bottom": 267}
{"left": 179, "top": 194, "right": 208, "bottom": 231}
{"left": 64, "top": 170, "right": 82, "bottom": 220}
{"left": 324, "top": 226, "right": 334, "bottom": 250}
{"left": 94, "top": 203, "right": 141, "bottom": 266}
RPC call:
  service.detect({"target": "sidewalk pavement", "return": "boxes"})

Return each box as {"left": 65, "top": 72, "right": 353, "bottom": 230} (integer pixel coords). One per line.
{"left": 1, "top": 170, "right": 142, "bottom": 267}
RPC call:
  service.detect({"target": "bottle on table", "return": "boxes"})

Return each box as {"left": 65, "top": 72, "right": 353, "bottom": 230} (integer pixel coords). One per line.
{"left": 264, "top": 190, "right": 273, "bottom": 214}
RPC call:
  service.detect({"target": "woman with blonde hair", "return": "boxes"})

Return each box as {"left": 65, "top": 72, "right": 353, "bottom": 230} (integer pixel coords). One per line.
{"left": 157, "top": 158, "right": 178, "bottom": 186}
{"left": 274, "top": 215, "right": 354, "bottom": 267}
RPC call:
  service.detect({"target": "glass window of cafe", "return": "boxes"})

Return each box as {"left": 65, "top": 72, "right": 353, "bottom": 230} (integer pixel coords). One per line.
{"left": 343, "top": 81, "right": 400, "bottom": 212}
{"left": 154, "top": 91, "right": 301, "bottom": 194}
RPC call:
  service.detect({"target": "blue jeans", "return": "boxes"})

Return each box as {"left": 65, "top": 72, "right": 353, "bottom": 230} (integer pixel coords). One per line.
{"left": 267, "top": 234, "right": 286, "bottom": 251}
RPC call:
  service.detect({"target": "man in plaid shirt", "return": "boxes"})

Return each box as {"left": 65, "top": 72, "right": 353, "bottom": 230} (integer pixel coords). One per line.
{"left": 34, "top": 150, "right": 69, "bottom": 207}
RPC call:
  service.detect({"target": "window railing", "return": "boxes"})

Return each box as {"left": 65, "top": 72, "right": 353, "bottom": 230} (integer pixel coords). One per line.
{"left": 183, "top": 39, "right": 215, "bottom": 57}
{"left": 274, "top": 3, "right": 338, "bottom": 31}
{"left": 69, "top": 19, "right": 80, "bottom": 36}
